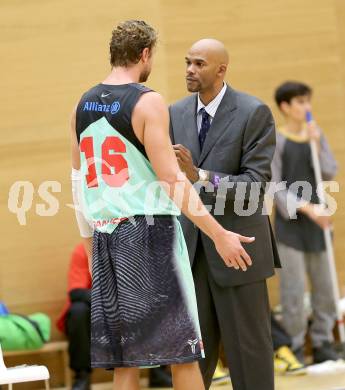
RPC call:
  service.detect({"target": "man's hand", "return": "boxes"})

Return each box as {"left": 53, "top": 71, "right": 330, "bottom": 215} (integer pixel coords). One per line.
{"left": 213, "top": 229, "right": 255, "bottom": 271}
{"left": 299, "top": 202, "right": 332, "bottom": 229}
{"left": 173, "top": 144, "right": 199, "bottom": 182}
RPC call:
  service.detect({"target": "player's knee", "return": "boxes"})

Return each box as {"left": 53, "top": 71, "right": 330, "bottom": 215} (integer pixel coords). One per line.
{"left": 114, "top": 367, "right": 139, "bottom": 376}
{"left": 171, "top": 361, "right": 200, "bottom": 372}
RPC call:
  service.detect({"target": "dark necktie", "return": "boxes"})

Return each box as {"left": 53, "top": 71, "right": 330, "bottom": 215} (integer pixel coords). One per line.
{"left": 198, "top": 108, "right": 211, "bottom": 150}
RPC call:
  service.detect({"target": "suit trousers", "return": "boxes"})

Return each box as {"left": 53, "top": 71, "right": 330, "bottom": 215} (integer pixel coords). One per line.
{"left": 192, "top": 238, "right": 274, "bottom": 390}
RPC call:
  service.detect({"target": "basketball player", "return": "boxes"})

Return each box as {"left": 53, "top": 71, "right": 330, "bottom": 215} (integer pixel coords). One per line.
{"left": 70, "top": 20, "right": 254, "bottom": 390}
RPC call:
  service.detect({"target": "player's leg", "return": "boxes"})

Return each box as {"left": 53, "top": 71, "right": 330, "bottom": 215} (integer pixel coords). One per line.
{"left": 171, "top": 362, "right": 205, "bottom": 390}
{"left": 113, "top": 367, "right": 140, "bottom": 390}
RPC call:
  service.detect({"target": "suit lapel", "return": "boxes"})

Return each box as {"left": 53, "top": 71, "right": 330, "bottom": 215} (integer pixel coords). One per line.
{"left": 198, "top": 86, "right": 237, "bottom": 166}
{"left": 180, "top": 95, "right": 201, "bottom": 164}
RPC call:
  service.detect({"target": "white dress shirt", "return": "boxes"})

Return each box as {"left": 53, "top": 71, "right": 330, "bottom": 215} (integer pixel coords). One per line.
{"left": 196, "top": 82, "right": 227, "bottom": 134}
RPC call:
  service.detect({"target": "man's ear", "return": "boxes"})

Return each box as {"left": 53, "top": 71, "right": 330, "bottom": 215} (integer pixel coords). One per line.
{"left": 218, "top": 63, "right": 227, "bottom": 77}
{"left": 141, "top": 47, "right": 150, "bottom": 63}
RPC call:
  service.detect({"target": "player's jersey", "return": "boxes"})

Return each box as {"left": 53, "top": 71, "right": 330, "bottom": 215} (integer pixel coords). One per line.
{"left": 76, "top": 83, "right": 180, "bottom": 233}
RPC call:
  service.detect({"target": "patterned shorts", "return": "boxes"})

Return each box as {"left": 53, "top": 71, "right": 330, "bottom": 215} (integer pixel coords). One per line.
{"left": 91, "top": 215, "right": 204, "bottom": 368}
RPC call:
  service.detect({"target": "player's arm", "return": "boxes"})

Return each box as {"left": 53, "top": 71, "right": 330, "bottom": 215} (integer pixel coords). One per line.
{"left": 134, "top": 92, "right": 254, "bottom": 271}
{"left": 70, "top": 108, "right": 93, "bottom": 274}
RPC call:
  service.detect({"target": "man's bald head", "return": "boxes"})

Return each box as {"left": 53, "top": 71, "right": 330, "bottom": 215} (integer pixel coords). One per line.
{"left": 189, "top": 39, "right": 229, "bottom": 65}
{"left": 185, "top": 39, "right": 229, "bottom": 94}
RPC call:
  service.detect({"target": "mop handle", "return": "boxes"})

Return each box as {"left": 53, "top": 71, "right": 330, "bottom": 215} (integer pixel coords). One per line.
{"left": 306, "top": 112, "right": 345, "bottom": 340}
{"left": 306, "top": 111, "right": 326, "bottom": 204}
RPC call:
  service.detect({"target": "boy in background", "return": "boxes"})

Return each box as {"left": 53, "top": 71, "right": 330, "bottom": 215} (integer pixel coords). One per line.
{"left": 272, "top": 81, "right": 338, "bottom": 363}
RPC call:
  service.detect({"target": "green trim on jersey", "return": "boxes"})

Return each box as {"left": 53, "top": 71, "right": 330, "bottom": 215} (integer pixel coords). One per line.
{"left": 80, "top": 117, "right": 180, "bottom": 233}
{"left": 173, "top": 218, "right": 203, "bottom": 346}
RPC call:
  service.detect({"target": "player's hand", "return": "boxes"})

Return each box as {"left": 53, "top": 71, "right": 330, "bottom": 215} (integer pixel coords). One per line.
{"left": 213, "top": 229, "right": 255, "bottom": 271}
{"left": 173, "top": 144, "right": 199, "bottom": 182}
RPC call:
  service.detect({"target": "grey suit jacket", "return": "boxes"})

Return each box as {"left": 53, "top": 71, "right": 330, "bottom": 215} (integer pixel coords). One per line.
{"left": 169, "top": 85, "right": 281, "bottom": 287}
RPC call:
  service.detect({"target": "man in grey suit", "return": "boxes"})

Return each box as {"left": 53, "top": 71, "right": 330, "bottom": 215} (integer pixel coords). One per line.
{"left": 169, "top": 39, "right": 281, "bottom": 390}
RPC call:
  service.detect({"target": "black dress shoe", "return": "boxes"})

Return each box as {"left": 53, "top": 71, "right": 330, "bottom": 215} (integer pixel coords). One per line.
{"left": 149, "top": 366, "right": 173, "bottom": 388}
{"left": 313, "top": 341, "right": 339, "bottom": 363}
{"left": 72, "top": 371, "right": 91, "bottom": 390}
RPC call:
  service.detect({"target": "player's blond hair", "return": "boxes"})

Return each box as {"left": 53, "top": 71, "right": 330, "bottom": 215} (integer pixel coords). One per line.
{"left": 109, "top": 20, "right": 157, "bottom": 67}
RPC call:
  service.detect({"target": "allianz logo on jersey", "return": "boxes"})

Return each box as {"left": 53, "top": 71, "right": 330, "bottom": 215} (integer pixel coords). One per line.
{"left": 83, "top": 100, "right": 121, "bottom": 115}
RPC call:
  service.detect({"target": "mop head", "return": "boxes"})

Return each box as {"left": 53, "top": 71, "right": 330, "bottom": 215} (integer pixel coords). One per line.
{"left": 307, "top": 359, "right": 345, "bottom": 375}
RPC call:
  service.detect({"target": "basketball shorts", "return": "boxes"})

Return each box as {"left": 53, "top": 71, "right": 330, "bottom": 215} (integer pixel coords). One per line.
{"left": 90, "top": 215, "right": 204, "bottom": 368}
